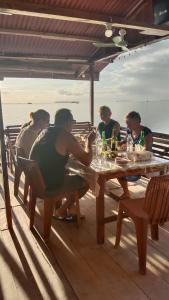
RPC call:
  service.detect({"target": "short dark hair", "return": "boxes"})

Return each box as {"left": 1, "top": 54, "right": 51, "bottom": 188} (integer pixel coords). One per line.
{"left": 54, "top": 108, "right": 74, "bottom": 127}
{"left": 126, "top": 111, "right": 141, "bottom": 123}
{"left": 30, "top": 109, "right": 49, "bottom": 123}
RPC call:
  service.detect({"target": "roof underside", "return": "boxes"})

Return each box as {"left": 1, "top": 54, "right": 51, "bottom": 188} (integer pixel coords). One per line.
{"left": 0, "top": 0, "right": 168, "bottom": 80}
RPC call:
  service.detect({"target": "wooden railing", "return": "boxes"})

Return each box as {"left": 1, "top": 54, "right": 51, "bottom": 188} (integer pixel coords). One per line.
{"left": 4, "top": 122, "right": 92, "bottom": 173}
{"left": 120, "top": 127, "right": 169, "bottom": 160}
{"left": 4, "top": 123, "right": 169, "bottom": 173}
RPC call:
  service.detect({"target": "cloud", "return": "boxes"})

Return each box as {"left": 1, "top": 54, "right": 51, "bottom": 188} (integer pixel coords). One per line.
{"left": 95, "top": 38, "right": 169, "bottom": 102}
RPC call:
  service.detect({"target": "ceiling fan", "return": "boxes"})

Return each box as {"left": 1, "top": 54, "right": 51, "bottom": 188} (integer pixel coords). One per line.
{"left": 93, "top": 28, "right": 129, "bottom": 52}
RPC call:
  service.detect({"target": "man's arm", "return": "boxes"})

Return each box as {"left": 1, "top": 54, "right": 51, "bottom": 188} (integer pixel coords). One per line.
{"left": 145, "top": 133, "right": 153, "bottom": 151}
{"left": 112, "top": 122, "right": 120, "bottom": 138}
{"left": 66, "top": 132, "right": 95, "bottom": 166}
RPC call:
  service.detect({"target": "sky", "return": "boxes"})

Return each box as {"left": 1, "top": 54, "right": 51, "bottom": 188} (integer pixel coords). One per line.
{"left": 1, "top": 38, "right": 169, "bottom": 131}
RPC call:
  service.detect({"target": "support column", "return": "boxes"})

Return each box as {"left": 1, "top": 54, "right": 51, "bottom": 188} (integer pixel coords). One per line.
{"left": 90, "top": 64, "right": 94, "bottom": 126}
{"left": 0, "top": 91, "right": 12, "bottom": 229}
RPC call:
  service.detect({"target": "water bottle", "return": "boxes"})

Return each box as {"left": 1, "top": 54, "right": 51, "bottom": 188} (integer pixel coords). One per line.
{"left": 102, "top": 131, "right": 107, "bottom": 152}
{"left": 127, "top": 134, "right": 133, "bottom": 152}
{"left": 95, "top": 130, "right": 101, "bottom": 156}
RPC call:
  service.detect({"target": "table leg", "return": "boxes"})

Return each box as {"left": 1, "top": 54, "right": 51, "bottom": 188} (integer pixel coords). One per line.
{"left": 96, "top": 176, "right": 105, "bottom": 244}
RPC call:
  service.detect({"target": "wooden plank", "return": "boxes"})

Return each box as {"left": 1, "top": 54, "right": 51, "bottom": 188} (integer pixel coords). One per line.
{"left": 0, "top": 28, "right": 102, "bottom": 44}
{"left": 0, "top": 205, "right": 77, "bottom": 300}
{"left": 0, "top": 0, "right": 169, "bottom": 36}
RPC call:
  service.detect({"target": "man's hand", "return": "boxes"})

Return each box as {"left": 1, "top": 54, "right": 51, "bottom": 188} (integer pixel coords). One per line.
{"left": 87, "top": 131, "right": 96, "bottom": 146}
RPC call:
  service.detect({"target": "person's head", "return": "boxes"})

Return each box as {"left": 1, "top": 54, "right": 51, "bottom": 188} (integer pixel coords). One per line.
{"left": 126, "top": 111, "right": 141, "bottom": 130}
{"left": 99, "top": 106, "right": 111, "bottom": 123}
{"left": 30, "top": 109, "right": 50, "bottom": 130}
{"left": 54, "top": 108, "right": 74, "bottom": 132}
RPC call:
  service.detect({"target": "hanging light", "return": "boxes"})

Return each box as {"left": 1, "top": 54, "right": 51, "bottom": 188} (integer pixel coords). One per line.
{"left": 119, "top": 28, "right": 127, "bottom": 37}
{"left": 105, "top": 23, "right": 113, "bottom": 38}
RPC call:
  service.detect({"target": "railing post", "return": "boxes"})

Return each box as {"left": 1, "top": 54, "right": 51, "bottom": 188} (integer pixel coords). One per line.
{"left": 0, "top": 91, "right": 12, "bottom": 229}
{"left": 90, "top": 64, "right": 94, "bottom": 126}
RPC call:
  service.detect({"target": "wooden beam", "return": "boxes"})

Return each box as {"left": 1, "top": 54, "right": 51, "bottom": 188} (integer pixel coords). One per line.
{"left": 0, "top": 0, "right": 169, "bottom": 36}
{"left": 0, "top": 54, "right": 89, "bottom": 64}
{"left": 125, "top": 0, "right": 148, "bottom": 19}
{"left": 0, "top": 70, "right": 100, "bottom": 81}
{"left": 95, "top": 52, "right": 119, "bottom": 63}
{"left": 76, "top": 65, "right": 90, "bottom": 79}
{"left": 0, "top": 67, "right": 75, "bottom": 75}
{"left": 0, "top": 27, "right": 102, "bottom": 44}
{"left": 0, "top": 91, "right": 12, "bottom": 229}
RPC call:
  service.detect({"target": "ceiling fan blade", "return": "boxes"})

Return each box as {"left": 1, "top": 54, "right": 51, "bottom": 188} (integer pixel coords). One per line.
{"left": 112, "top": 36, "right": 122, "bottom": 44}
{"left": 93, "top": 42, "right": 116, "bottom": 48}
{"left": 121, "top": 46, "right": 129, "bottom": 51}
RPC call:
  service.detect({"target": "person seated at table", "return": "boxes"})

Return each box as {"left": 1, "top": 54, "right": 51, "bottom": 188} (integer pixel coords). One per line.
{"left": 118, "top": 111, "right": 153, "bottom": 198}
{"left": 98, "top": 106, "right": 120, "bottom": 140}
{"left": 15, "top": 109, "right": 50, "bottom": 158}
{"left": 30, "top": 108, "right": 96, "bottom": 220}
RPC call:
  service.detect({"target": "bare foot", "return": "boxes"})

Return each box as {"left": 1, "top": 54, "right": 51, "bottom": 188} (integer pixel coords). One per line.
{"left": 67, "top": 205, "right": 85, "bottom": 219}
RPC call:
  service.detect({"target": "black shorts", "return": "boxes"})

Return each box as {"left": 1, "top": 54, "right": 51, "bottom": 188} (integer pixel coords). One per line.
{"left": 46, "top": 175, "right": 88, "bottom": 196}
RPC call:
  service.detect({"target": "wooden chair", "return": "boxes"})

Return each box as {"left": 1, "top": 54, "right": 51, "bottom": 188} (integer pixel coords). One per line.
{"left": 14, "top": 147, "right": 29, "bottom": 204}
{"left": 18, "top": 157, "right": 81, "bottom": 241}
{"left": 5, "top": 125, "right": 21, "bottom": 173}
{"left": 114, "top": 175, "right": 169, "bottom": 274}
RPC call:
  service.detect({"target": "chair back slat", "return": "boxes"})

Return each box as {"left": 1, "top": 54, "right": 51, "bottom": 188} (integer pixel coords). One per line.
{"left": 143, "top": 175, "right": 169, "bottom": 224}
{"left": 18, "top": 157, "right": 46, "bottom": 198}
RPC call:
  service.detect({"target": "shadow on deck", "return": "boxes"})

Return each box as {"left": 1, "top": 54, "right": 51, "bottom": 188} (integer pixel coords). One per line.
{"left": 1, "top": 172, "right": 169, "bottom": 300}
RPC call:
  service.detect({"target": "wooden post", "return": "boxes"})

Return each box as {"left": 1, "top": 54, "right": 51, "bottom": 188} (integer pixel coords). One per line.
{"left": 90, "top": 64, "right": 94, "bottom": 126}
{"left": 0, "top": 91, "right": 12, "bottom": 229}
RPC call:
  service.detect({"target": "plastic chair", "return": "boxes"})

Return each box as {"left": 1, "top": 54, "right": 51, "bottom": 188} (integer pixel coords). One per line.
{"left": 115, "top": 175, "right": 169, "bottom": 274}
{"left": 18, "top": 157, "right": 81, "bottom": 241}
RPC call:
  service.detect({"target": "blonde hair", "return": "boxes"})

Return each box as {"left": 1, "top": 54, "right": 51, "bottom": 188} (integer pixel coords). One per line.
{"left": 99, "top": 106, "right": 111, "bottom": 115}
{"left": 126, "top": 111, "right": 141, "bottom": 123}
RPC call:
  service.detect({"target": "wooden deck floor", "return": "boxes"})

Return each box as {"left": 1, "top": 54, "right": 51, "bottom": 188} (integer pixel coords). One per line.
{"left": 1, "top": 172, "right": 169, "bottom": 300}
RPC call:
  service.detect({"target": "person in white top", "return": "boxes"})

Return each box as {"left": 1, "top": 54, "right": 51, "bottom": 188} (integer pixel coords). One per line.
{"left": 15, "top": 109, "right": 50, "bottom": 158}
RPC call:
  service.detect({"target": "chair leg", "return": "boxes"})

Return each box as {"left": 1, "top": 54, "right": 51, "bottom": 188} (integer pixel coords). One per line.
{"left": 114, "top": 204, "right": 124, "bottom": 248}
{"left": 29, "top": 190, "right": 36, "bottom": 229}
{"left": 151, "top": 224, "right": 159, "bottom": 241}
{"left": 23, "top": 177, "right": 29, "bottom": 204}
{"left": 135, "top": 219, "right": 148, "bottom": 275}
{"left": 44, "top": 198, "right": 54, "bottom": 241}
{"left": 14, "top": 166, "right": 22, "bottom": 197}
{"left": 9, "top": 151, "right": 14, "bottom": 174}
{"left": 75, "top": 195, "right": 81, "bottom": 228}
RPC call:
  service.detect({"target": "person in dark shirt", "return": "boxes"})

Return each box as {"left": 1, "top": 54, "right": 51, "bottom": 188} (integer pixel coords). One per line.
{"left": 118, "top": 111, "right": 153, "bottom": 198}
{"left": 98, "top": 106, "right": 120, "bottom": 140}
{"left": 30, "top": 108, "right": 96, "bottom": 220}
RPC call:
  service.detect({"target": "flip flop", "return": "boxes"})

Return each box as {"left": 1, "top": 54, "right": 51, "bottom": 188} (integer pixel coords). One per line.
{"left": 52, "top": 215, "right": 65, "bottom": 221}
{"left": 52, "top": 215, "right": 76, "bottom": 223}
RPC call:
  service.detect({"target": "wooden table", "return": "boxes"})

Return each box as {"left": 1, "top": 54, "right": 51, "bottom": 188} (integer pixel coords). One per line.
{"left": 68, "top": 156, "right": 169, "bottom": 244}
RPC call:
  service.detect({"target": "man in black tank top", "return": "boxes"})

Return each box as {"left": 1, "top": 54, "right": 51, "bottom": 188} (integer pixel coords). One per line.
{"left": 30, "top": 109, "right": 96, "bottom": 220}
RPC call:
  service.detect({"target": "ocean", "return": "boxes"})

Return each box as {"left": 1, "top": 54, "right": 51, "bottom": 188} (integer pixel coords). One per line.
{"left": 2, "top": 99, "right": 169, "bottom": 134}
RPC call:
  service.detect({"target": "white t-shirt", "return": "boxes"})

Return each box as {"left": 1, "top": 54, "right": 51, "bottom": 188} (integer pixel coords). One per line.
{"left": 15, "top": 125, "right": 40, "bottom": 158}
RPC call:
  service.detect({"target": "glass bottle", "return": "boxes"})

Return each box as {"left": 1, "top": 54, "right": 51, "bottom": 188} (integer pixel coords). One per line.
{"left": 139, "top": 130, "right": 145, "bottom": 147}
{"left": 111, "top": 136, "right": 117, "bottom": 151}
{"left": 127, "top": 133, "right": 133, "bottom": 152}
